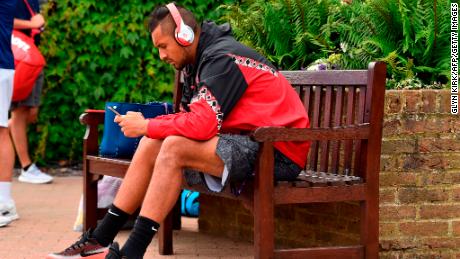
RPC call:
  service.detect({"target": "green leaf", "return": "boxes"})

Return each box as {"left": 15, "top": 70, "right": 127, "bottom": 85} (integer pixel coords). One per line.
{"left": 120, "top": 47, "right": 133, "bottom": 58}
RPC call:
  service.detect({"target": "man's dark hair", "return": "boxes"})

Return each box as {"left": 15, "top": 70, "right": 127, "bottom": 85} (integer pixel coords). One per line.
{"left": 148, "top": 3, "right": 199, "bottom": 35}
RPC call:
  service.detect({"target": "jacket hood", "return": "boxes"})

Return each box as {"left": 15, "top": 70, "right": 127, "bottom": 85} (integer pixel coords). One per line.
{"left": 188, "top": 21, "right": 232, "bottom": 73}
{"left": 198, "top": 21, "right": 232, "bottom": 48}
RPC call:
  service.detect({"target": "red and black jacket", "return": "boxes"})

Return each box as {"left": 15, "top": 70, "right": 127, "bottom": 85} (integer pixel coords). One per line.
{"left": 147, "top": 21, "right": 310, "bottom": 168}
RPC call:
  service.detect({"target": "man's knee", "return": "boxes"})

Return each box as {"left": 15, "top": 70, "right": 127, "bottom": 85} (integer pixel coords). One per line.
{"left": 131, "top": 137, "right": 163, "bottom": 169}
{"left": 135, "top": 137, "right": 163, "bottom": 159}
{"left": 158, "top": 136, "right": 189, "bottom": 162}
{"left": 138, "top": 136, "right": 161, "bottom": 150}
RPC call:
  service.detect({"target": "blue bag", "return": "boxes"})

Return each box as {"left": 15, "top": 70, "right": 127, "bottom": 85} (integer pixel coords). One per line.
{"left": 100, "top": 101, "right": 173, "bottom": 158}
{"left": 181, "top": 190, "right": 199, "bottom": 217}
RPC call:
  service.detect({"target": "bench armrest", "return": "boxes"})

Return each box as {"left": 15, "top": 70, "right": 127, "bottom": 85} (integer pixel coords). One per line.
{"left": 251, "top": 123, "right": 370, "bottom": 142}
{"left": 80, "top": 109, "right": 105, "bottom": 156}
{"left": 79, "top": 109, "right": 105, "bottom": 126}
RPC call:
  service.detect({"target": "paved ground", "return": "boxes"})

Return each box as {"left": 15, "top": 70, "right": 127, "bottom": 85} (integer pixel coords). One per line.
{"left": 0, "top": 177, "right": 253, "bottom": 259}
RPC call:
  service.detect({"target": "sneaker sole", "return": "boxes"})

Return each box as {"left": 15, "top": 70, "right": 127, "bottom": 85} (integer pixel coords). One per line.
{"left": 1, "top": 211, "right": 19, "bottom": 222}
{"left": 0, "top": 221, "right": 10, "bottom": 227}
{"left": 18, "top": 176, "right": 53, "bottom": 184}
{"left": 6, "top": 213, "right": 19, "bottom": 221}
{"left": 45, "top": 249, "right": 108, "bottom": 259}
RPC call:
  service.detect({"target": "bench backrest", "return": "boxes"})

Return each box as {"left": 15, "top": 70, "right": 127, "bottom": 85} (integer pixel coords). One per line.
{"left": 174, "top": 62, "right": 386, "bottom": 180}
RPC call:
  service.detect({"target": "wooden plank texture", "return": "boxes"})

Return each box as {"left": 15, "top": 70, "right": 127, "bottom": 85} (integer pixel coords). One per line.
{"left": 252, "top": 124, "right": 370, "bottom": 142}
{"left": 274, "top": 245, "right": 364, "bottom": 259}
{"left": 282, "top": 70, "right": 368, "bottom": 85}
{"left": 274, "top": 184, "right": 366, "bottom": 204}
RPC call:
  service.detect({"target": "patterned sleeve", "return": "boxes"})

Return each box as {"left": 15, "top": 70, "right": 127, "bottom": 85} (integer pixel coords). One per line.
{"left": 193, "top": 54, "right": 249, "bottom": 129}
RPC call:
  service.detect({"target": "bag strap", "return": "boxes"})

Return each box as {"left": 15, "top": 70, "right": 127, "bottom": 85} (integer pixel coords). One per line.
{"left": 163, "top": 103, "right": 169, "bottom": 115}
{"left": 23, "top": 0, "right": 36, "bottom": 16}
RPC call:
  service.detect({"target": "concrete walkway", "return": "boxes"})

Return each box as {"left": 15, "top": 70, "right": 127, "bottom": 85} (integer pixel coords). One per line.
{"left": 0, "top": 177, "right": 253, "bottom": 259}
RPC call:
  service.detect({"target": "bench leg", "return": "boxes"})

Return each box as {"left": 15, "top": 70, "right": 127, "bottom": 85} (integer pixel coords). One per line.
{"left": 172, "top": 198, "right": 182, "bottom": 230}
{"left": 254, "top": 143, "right": 275, "bottom": 259}
{"left": 361, "top": 199, "right": 378, "bottom": 259}
{"left": 83, "top": 171, "right": 98, "bottom": 231}
{"left": 158, "top": 200, "right": 176, "bottom": 255}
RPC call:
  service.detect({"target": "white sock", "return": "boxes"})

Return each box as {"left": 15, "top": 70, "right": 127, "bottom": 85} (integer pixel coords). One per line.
{"left": 0, "top": 182, "right": 13, "bottom": 203}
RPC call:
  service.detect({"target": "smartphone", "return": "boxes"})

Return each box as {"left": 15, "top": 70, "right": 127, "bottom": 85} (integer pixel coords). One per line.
{"left": 107, "top": 106, "right": 121, "bottom": 116}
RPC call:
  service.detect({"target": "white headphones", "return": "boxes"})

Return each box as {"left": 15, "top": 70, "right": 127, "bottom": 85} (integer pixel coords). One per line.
{"left": 165, "top": 3, "right": 194, "bottom": 46}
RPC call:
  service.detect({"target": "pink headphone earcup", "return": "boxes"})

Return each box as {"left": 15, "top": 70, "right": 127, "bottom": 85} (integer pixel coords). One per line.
{"left": 175, "top": 25, "right": 194, "bottom": 46}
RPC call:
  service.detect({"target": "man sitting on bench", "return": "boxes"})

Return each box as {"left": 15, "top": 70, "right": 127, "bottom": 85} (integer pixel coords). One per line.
{"left": 47, "top": 3, "right": 310, "bottom": 259}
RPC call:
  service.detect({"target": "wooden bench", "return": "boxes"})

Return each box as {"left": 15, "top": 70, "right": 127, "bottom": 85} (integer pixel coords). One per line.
{"left": 80, "top": 61, "right": 386, "bottom": 258}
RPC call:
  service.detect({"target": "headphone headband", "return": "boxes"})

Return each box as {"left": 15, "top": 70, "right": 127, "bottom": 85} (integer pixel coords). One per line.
{"left": 166, "top": 3, "right": 183, "bottom": 32}
{"left": 165, "top": 3, "right": 194, "bottom": 46}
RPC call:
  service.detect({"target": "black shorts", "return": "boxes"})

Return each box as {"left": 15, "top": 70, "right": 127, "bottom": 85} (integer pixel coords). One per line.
{"left": 184, "top": 134, "right": 302, "bottom": 194}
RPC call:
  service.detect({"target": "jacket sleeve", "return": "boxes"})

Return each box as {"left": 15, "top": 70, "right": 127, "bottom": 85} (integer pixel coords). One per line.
{"left": 146, "top": 55, "right": 247, "bottom": 140}
{"left": 146, "top": 99, "right": 218, "bottom": 140}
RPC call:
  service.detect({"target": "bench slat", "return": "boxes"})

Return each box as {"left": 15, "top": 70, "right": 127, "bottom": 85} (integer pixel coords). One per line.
{"left": 353, "top": 86, "right": 367, "bottom": 177}
{"left": 87, "top": 156, "right": 131, "bottom": 165}
{"left": 251, "top": 124, "right": 370, "bottom": 142}
{"left": 87, "top": 156, "right": 130, "bottom": 178}
{"left": 274, "top": 184, "right": 366, "bottom": 204}
{"left": 343, "top": 88, "right": 356, "bottom": 173}
{"left": 309, "top": 87, "right": 322, "bottom": 171}
{"left": 301, "top": 171, "right": 362, "bottom": 184}
{"left": 274, "top": 245, "right": 364, "bottom": 259}
{"left": 330, "top": 87, "right": 344, "bottom": 173}
{"left": 282, "top": 70, "right": 368, "bottom": 85}
{"left": 320, "top": 86, "right": 333, "bottom": 172}
{"left": 302, "top": 86, "right": 312, "bottom": 115}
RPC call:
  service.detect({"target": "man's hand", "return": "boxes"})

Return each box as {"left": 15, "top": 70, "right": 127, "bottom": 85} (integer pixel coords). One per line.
{"left": 114, "top": 111, "right": 149, "bottom": 138}
{"left": 30, "top": 14, "right": 45, "bottom": 29}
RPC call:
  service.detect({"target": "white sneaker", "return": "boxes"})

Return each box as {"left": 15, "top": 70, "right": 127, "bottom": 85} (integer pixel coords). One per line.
{"left": 0, "top": 200, "right": 19, "bottom": 222}
{"left": 0, "top": 215, "right": 12, "bottom": 227}
{"left": 18, "top": 163, "right": 53, "bottom": 184}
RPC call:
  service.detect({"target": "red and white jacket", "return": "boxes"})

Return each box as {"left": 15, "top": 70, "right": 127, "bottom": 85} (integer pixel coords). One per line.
{"left": 147, "top": 21, "right": 310, "bottom": 168}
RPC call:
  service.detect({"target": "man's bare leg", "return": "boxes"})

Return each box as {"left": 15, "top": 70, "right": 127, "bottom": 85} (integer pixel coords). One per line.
{"left": 0, "top": 127, "right": 14, "bottom": 182}
{"left": 9, "top": 107, "right": 32, "bottom": 167}
{"left": 47, "top": 137, "right": 167, "bottom": 256}
{"left": 89, "top": 137, "right": 164, "bottom": 248}
{"left": 139, "top": 135, "right": 224, "bottom": 222}
{"left": 0, "top": 127, "right": 15, "bottom": 207}
{"left": 113, "top": 137, "right": 164, "bottom": 213}
{"left": 117, "top": 135, "right": 224, "bottom": 257}
{"left": 9, "top": 107, "right": 53, "bottom": 184}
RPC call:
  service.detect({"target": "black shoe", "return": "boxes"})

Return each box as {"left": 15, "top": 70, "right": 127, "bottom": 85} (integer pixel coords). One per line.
{"left": 106, "top": 242, "right": 127, "bottom": 259}
{"left": 46, "top": 229, "right": 109, "bottom": 258}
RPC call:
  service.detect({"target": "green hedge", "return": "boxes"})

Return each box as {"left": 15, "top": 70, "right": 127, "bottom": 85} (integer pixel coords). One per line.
{"left": 33, "top": 0, "right": 232, "bottom": 164}
{"left": 33, "top": 0, "right": 450, "bottom": 164}
{"left": 220, "top": 0, "right": 450, "bottom": 88}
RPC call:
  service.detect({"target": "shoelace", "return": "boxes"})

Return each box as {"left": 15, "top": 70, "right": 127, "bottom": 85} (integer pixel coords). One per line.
{"left": 30, "top": 170, "right": 41, "bottom": 176}
{"left": 66, "top": 230, "right": 92, "bottom": 251}
{"left": 28, "top": 166, "right": 47, "bottom": 176}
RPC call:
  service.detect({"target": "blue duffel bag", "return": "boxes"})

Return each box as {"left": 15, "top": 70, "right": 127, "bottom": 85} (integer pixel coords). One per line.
{"left": 181, "top": 189, "right": 199, "bottom": 217}
{"left": 99, "top": 101, "right": 173, "bottom": 158}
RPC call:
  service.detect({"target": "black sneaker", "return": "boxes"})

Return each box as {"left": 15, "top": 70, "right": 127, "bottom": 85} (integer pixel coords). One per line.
{"left": 106, "top": 242, "right": 127, "bottom": 259}
{"left": 46, "top": 229, "right": 109, "bottom": 258}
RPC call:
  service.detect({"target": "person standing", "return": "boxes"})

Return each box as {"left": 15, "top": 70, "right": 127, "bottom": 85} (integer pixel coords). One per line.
{"left": 0, "top": 0, "right": 20, "bottom": 227}
{"left": 10, "top": 0, "right": 53, "bottom": 184}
